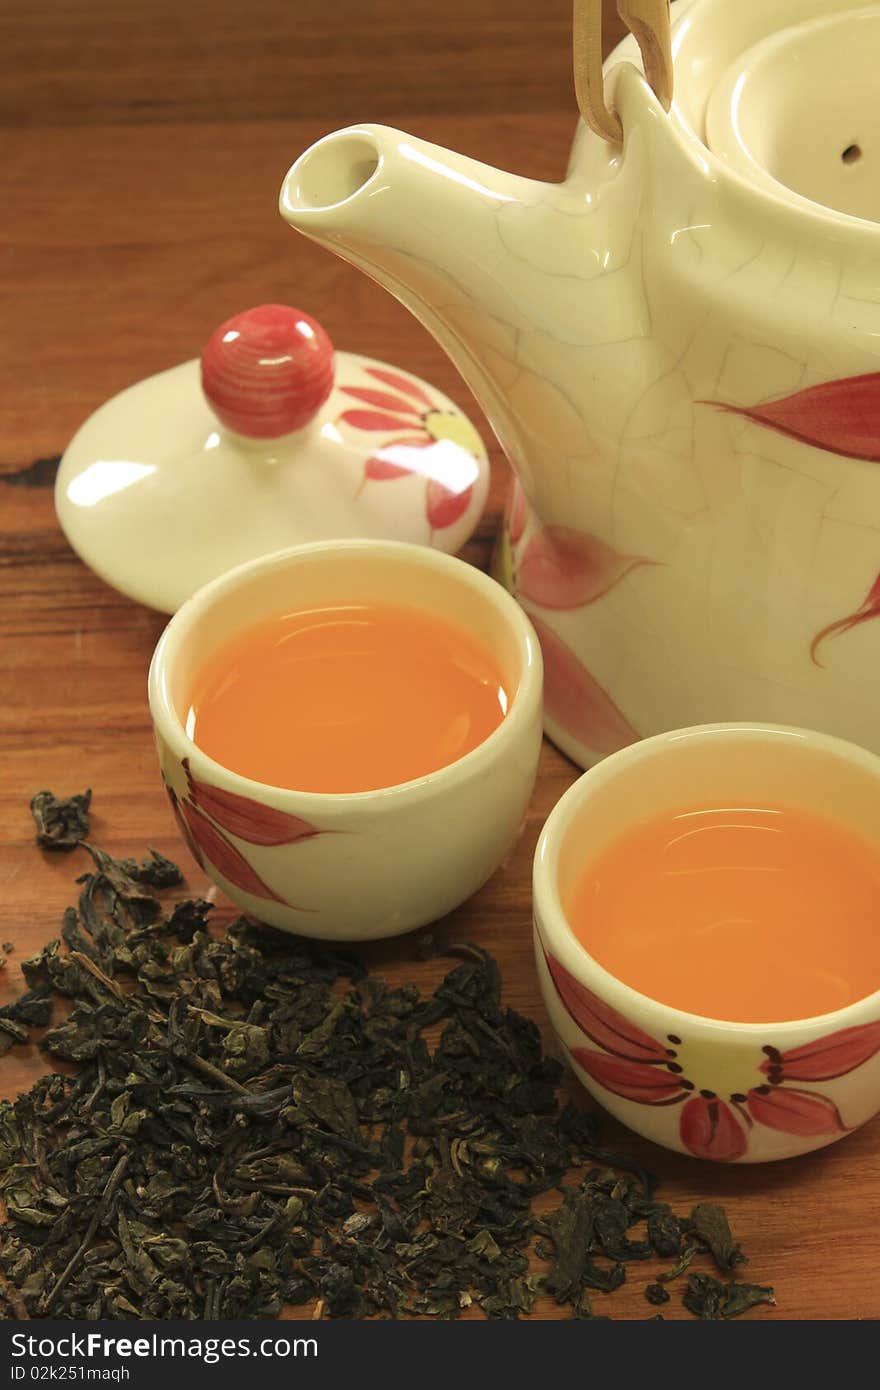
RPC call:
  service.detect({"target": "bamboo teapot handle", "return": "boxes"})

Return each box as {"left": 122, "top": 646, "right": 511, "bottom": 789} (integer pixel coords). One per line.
{"left": 573, "top": 0, "right": 673, "bottom": 144}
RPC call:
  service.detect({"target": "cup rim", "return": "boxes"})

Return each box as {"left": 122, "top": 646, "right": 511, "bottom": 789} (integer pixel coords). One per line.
{"left": 149, "top": 538, "right": 542, "bottom": 807}
{"left": 534, "top": 721, "right": 880, "bottom": 1039}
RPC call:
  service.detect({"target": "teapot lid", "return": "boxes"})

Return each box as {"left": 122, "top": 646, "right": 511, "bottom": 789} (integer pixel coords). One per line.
{"left": 55, "top": 304, "right": 490, "bottom": 613}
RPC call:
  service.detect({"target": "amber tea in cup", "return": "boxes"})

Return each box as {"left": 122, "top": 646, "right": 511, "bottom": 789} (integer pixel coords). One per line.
{"left": 185, "top": 600, "right": 509, "bottom": 793}
{"left": 565, "top": 800, "right": 880, "bottom": 1024}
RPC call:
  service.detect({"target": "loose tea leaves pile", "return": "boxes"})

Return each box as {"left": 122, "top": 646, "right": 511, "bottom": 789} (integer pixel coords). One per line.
{"left": 0, "top": 804, "right": 775, "bottom": 1320}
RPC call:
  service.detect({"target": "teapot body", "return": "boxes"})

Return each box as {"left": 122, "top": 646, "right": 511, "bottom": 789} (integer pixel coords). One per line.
{"left": 496, "top": 0, "right": 880, "bottom": 765}
{"left": 281, "top": 0, "right": 880, "bottom": 766}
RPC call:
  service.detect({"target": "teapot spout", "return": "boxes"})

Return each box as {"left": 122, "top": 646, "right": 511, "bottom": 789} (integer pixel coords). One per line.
{"left": 279, "top": 124, "right": 551, "bottom": 421}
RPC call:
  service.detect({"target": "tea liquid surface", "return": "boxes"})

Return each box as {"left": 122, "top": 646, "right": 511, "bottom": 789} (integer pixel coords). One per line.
{"left": 185, "top": 601, "right": 508, "bottom": 793}
{"left": 565, "top": 804, "right": 880, "bottom": 1022}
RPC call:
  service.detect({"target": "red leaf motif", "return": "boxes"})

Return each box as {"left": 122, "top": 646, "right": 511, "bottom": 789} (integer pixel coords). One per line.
{"left": 703, "top": 372, "right": 880, "bottom": 462}
{"left": 178, "top": 800, "right": 288, "bottom": 904}
{"left": 810, "top": 570, "right": 880, "bottom": 666}
{"left": 339, "top": 385, "right": 422, "bottom": 417}
{"left": 167, "top": 787, "right": 203, "bottom": 868}
{"left": 365, "top": 366, "right": 435, "bottom": 410}
{"left": 364, "top": 434, "right": 432, "bottom": 482}
{"left": 426, "top": 478, "right": 473, "bottom": 530}
{"left": 365, "top": 459, "right": 413, "bottom": 482}
{"left": 761, "top": 1020, "right": 880, "bottom": 1081}
{"left": 339, "top": 409, "right": 418, "bottom": 432}
{"left": 529, "top": 614, "right": 640, "bottom": 757}
{"left": 570, "top": 1048, "right": 686, "bottom": 1104}
{"left": 517, "top": 525, "right": 655, "bottom": 610}
{"left": 507, "top": 476, "right": 527, "bottom": 544}
{"left": 184, "top": 763, "right": 319, "bottom": 845}
{"left": 543, "top": 949, "right": 668, "bottom": 1061}
{"left": 679, "top": 1096, "right": 748, "bottom": 1162}
{"left": 747, "top": 1086, "right": 846, "bottom": 1137}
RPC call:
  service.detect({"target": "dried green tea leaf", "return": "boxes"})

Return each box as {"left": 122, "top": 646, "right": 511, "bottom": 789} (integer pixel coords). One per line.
{"left": 659, "top": 1239, "right": 700, "bottom": 1284}
{"left": 690, "top": 1202, "right": 746, "bottom": 1272}
{"left": 683, "top": 1272, "right": 775, "bottom": 1319}
{"left": 0, "top": 985, "right": 53, "bottom": 1054}
{"left": 645, "top": 1283, "right": 670, "bottom": 1306}
{"left": 720, "top": 1280, "right": 776, "bottom": 1319}
{"left": 646, "top": 1206, "right": 682, "bottom": 1258}
{"left": 541, "top": 1192, "right": 594, "bottom": 1303}
{"left": 30, "top": 790, "right": 91, "bottom": 852}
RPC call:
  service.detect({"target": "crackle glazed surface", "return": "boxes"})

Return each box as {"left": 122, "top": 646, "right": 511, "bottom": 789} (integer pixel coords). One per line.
{"left": 533, "top": 724, "right": 880, "bottom": 1162}
{"left": 281, "top": 0, "right": 880, "bottom": 768}
{"left": 149, "top": 540, "right": 543, "bottom": 940}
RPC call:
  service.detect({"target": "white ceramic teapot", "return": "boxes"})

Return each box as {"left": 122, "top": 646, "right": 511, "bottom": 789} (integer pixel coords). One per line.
{"left": 280, "top": 0, "right": 880, "bottom": 768}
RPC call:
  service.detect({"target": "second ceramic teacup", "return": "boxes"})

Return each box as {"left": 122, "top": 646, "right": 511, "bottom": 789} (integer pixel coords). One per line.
{"left": 149, "top": 539, "right": 542, "bottom": 939}
{"left": 534, "top": 724, "right": 880, "bottom": 1163}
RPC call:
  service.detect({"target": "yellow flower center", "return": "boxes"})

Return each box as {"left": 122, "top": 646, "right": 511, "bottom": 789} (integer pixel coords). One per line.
{"left": 423, "top": 409, "right": 482, "bottom": 456}
{"left": 666, "top": 1034, "right": 766, "bottom": 1103}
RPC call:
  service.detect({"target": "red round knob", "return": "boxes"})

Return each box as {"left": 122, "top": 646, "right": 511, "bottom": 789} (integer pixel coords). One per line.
{"left": 200, "top": 304, "right": 335, "bottom": 437}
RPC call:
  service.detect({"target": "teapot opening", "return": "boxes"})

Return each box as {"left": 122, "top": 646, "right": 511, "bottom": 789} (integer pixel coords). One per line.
{"left": 705, "top": 6, "right": 880, "bottom": 224}
{"left": 282, "top": 131, "right": 380, "bottom": 213}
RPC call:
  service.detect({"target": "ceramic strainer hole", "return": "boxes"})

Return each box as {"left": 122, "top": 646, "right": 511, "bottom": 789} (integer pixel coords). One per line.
{"left": 841, "top": 144, "right": 862, "bottom": 164}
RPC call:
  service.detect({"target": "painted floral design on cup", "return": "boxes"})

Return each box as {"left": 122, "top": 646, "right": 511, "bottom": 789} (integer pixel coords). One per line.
{"left": 338, "top": 366, "right": 482, "bottom": 531}
{"left": 543, "top": 948, "right": 880, "bottom": 1162}
{"left": 165, "top": 758, "right": 322, "bottom": 908}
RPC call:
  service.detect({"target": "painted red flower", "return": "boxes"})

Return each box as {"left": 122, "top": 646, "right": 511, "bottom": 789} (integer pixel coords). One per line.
{"left": 543, "top": 948, "right": 880, "bottom": 1161}
{"left": 702, "top": 373, "right": 880, "bottom": 665}
{"left": 516, "top": 525, "right": 655, "bottom": 610}
{"left": 184, "top": 761, "right": 318, "bottom": 845}
{"left": 701, "top": 371, "right": 880, "bottom": 463}
{"left": 500, "top": 512, "right": 654, "bottom": 754}
{"left": 529, "top": 614, "right": 640, "bottom": 757}
{"left": 338, "top": 366, "right": 481, "bottom": 531}
{"left": 165, "top": 762, "right": 322, "bottom": 909}
{"left": 173, "top": 793, "right": 288, "bottom": 904}
{"left": 811, "top": 569, "right": 880, "bottom": 666}
{"left": 759, "top": 1025, "right": 880, "bottom": 1082}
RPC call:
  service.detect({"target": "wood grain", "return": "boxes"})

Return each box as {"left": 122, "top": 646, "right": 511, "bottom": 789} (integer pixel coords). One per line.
{"left": 1, "top": 0, "right": 877, "bottom": 1321}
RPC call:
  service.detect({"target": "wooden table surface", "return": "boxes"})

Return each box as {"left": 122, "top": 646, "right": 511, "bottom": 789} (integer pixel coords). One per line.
{"left": 1, "top": 0, "right": 877, "bottom": 1321}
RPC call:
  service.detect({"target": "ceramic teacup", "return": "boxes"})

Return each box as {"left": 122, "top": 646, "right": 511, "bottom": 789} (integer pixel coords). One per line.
{"left": 533, "top": 723, "right": 880, "bottom": 1163}
{"left": 149, "top": 539, "right": 542, "bottom": 940}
